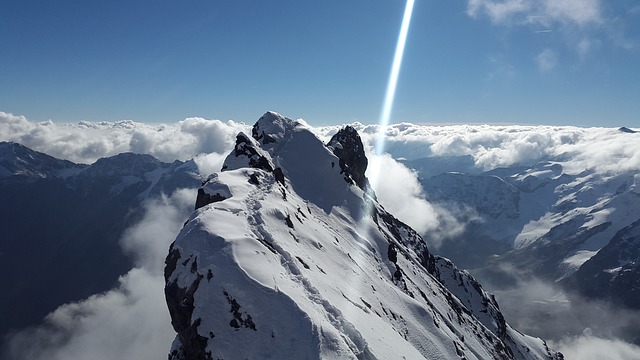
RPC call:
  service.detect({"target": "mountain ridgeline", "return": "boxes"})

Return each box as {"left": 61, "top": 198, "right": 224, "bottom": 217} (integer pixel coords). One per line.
{"left": 0, "top": 142, "right": 201, "bottom": 337}
{"left": 164, "top": 112, "right": 562, "bottom": 359}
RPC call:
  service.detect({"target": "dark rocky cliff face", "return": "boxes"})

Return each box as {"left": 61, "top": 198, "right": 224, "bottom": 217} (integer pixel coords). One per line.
{"left": 327, "top": 125, "right": 369, "bottom": 190}
{"left": 565, "top": 218, "right": 640, "bottom": 310}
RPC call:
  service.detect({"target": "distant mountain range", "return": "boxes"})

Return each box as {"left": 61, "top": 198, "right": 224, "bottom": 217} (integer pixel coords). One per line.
{"left": 411, "top": 156, "right": 640, "bottom": 306}
{"left": 404, "top": 148, "right": 640, "bottom": 343}
{"left": 0, "top": 141, "right": 201, "bottom": 336}
{"left": 2, "top": 119, "right": 639, "bottom": 355}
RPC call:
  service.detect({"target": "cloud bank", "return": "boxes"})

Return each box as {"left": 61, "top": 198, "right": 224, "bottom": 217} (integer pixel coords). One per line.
{"left": 316, "top": 122, "right": 640, "bottom": 176}
{"left": 478, "top": 265, "right": 640, "bottom": 360}
{"left": 2, "top": 189, "right": 196, "bottom": 360}
{"left": 4, "top": 111, "right": 639, "bottom": 176}
{"left": 0, "top": 111, "right": 248, "bottom": 164}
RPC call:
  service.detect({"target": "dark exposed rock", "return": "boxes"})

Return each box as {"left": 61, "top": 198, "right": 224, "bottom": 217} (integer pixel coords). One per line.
{"left": 273, "top": 167, "right": 285, "bottom": 186}
{"left": 165, "top": 244, "right": 181, "bottom": 282}
{"left": 285, "top": 214, "right": 294, "bottom": 229}
{"left": 296, "top": 256, "right": 310, "bottom": 269}
{"left": 387, "top": 243, "right": 398, "bottom": 263}
{"left": 327, "top": 126, "right": 369, "bottom": 190}
{"left": 223, "top": 133, "right": 274, "bottom": 173}
{"left": 251, "top": 111, "right": 287, "bottom": 145}
{"left": 195, "top": 188, "right": 227, "bottom": 210}
{"left": 248, "top": 173, "right": 260, "bottom": 185}
{"left": 165, "top": 273, "right": 210, "bottom": 360}
{"left": 224, "top": 291, "right": 257, "bottom": 331}
{"left": 194, "top": 174, "right": 232, "bottom": 210}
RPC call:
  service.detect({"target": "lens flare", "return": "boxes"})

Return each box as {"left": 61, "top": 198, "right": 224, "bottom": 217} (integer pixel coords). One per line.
{"left": 375, "top": 0, "right": 415, "bottom": 157}
{"left": 349, "top": 1, "right": 415, "bottom": 322}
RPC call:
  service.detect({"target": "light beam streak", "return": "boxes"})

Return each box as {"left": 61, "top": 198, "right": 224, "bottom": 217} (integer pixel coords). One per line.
{"left": 352, "top": 1, "right": 416, "bottom": 318}
{"left": 375, "top": 0, "right": 415, "bottom": 157}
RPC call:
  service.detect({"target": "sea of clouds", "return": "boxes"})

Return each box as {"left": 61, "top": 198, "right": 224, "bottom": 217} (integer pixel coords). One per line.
{"left": 1, "top": 111, "right": 639, "bottom": 359}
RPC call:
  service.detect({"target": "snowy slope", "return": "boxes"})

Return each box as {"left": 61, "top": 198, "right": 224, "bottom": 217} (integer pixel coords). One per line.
{"left": 164, "top": 112, "right": 561, "bottom": 359}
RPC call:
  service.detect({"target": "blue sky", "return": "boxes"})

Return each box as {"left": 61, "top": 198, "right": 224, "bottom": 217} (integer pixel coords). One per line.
{"left": 1, "top": 0, "right": 639, "bottom": 127}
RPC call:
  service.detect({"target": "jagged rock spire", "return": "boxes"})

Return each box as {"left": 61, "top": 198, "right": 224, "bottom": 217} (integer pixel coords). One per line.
{"left": 327, "top": 125, "right": 369, "bottom": 190}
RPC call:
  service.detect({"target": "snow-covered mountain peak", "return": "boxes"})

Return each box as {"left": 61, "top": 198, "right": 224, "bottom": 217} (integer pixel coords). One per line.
{"left": 164, "top": 113, "right": 561, "bottom": 359}
{"left": 79, "top": 152, "right": 162, "bottom": 177}
{"left": 0, "top": 141, "right": 78, "bottom": 178}
{"left": 251, "top": 111, "right": 302, "bottom": 148}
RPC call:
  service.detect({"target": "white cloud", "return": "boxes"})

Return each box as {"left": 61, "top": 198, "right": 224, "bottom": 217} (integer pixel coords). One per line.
{"left": 0, "top": 111, "right": 248, "bottom": 165}
{"left": 465, "top": 0, "right": 616, "bottom": 61}
{"left": 2, "top": 188, "right": 196, "bottom": 360}
{"left": 466, "top": 0, "right": 602, "bottom": 26}
{"left": 478, "top": 267, "right": 640, "bottom": 359}
{"left": 536, "top": 48, "right": 558, "bottom": 73}
{"left": 5, "top": 111, "right": 639, "bottom": 179}
{"left": 4, "top": 269, "right": 173, "bottom": 360}
{"left": 120, "top": 188, "right": 196, "bottom": 274}
{"left": 320, "top": 123, "right": 640, "bottom": 176}
{"left": 541, "top": 0, "right": 602, "bottom": 26}
{"left": 577, "top": 38, "right": 593, "bottom": 57}
{"left": 366, "top": 152, "right": 467, "bottom": 242}
{"left": 553, "top": 334, "right": 640, "bottom": 360}
{"left": 467, "top": 0, "right": 530, "bottom": 24}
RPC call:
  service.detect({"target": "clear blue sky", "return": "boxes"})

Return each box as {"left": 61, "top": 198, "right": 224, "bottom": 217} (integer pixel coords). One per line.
{"left": 1, "top": 0, "right": 639, "bottom": 127}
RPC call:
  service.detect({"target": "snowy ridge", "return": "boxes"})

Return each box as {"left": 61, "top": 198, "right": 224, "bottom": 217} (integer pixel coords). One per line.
{"left": 0, "top": 141, "right": 82, "bottom": 179}
{"left": 164, "top": 112, "right": 561, "bottom": 359}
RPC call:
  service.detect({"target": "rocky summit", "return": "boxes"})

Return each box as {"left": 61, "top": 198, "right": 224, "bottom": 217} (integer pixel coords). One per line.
{"left": 164, "top": 112, "right": 562, "bottom": 360}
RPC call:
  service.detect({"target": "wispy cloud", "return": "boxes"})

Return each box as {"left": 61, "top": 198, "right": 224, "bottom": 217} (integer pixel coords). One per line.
{"left": 541, "top": 0, "right": 602, "bottom": 26}
{"left": 467, "top": 0, "right": 602, "bottom": 26}
{"left": 553, "top": 334, "right": 640, "bottom": 360}
{"left": 464, "top": 0, "right": 640, "bottom": 60}
{"left": 536, "top": 48, "right": 558, "bottom": 73}
{"left": 2, "top": 189, "right": 196, "bottom": 360}
{"left": 479, "top": 267, "right": 640, "bottom": 359}
{"left": 467, "top": 0, "right": 530, "bottom": 25}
